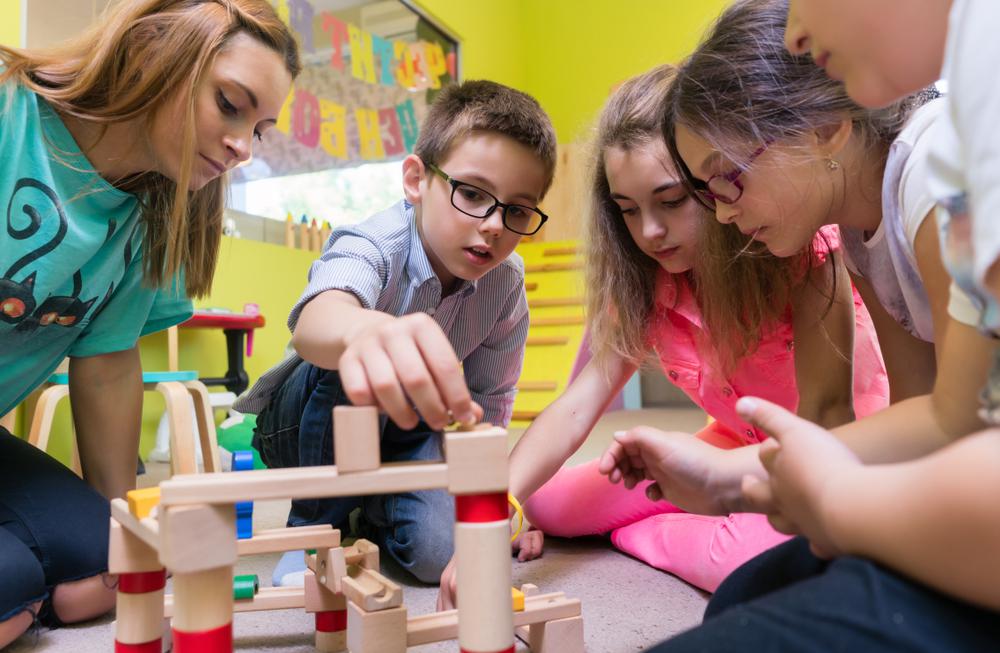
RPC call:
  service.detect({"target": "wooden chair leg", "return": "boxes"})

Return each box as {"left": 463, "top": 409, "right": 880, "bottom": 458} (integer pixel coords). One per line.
{"left": 155, "top": 381, "right": 197, "bottom": 476}
{"left": 27, "top": 384, "right": 70, "bottom": 453}
{"left": 185, "top": 380, "right": 221, "bottom": 473}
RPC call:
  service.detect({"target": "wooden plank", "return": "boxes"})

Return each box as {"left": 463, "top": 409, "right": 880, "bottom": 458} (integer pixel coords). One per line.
{"left": 516, "top": 381, "right": 557, "bottom": 392}
{"left": 237, "top": 525, "right": 340, "bottom": 556}
{"left": 511, "top": 410, "right": 540, "bottom": 421}
{"left": 527, "top": 297, "right": 583, "bottom": 308}
{"left": 526, "top": 336, "right": 569, "bottom": 346}
{"left": 165, "top": 586, "right": 305, "bottom": 617}
{"left": 160, "top": 462, "right": 449, "bottom": 506}
{"left": 524, "top": 261, "right": 582, "bottom": 273}
{"left": 111, "top": 498, "right": 160, "bottom": 553}
{"left": 524, "top": 282, "right": 538, "bottom": 291}
{"left": 406, "top": 593, "right": 581, "bottom": 647}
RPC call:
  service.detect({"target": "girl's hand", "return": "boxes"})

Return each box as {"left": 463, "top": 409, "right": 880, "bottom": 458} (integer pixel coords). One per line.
{"left": 597, "top": 426, "right": 733, "bottom": 515}
{"left": 738, "top": 397, "right": 862, "bottom": 558}
{"left": 513, "top": 526, "right": 544, "bottom": 562}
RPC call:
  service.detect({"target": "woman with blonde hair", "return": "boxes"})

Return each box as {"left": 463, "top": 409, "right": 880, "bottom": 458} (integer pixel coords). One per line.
{"left": 0, "top": 0, "right": 298, "bottom": 643}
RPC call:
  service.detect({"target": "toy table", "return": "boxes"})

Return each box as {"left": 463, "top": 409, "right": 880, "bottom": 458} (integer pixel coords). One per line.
{"left": 179, "top": 310, "right": 266, "bottom": 395}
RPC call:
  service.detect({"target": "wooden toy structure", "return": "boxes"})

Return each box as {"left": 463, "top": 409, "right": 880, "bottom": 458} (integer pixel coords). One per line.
{"left": 110, "top": 406, "right": 584, "bottom": 652}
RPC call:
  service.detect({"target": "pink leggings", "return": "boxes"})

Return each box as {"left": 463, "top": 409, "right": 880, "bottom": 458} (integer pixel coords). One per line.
{"left": 524, "top": 424, "right": 790, "bottom": 593}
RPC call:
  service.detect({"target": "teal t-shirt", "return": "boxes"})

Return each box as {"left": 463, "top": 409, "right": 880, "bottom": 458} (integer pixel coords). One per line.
{"left": 0, "top": 82, "right": 193, "bottom": 416}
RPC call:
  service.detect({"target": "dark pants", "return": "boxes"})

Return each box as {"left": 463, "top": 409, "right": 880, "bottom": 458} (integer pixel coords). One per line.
{"left": 648, "top": 537, "right": 1000, "bottom": 652}
{"left": 0, "top": 428, "right": 109, "bottom": 627}
{"left": 253, "top": 362, "right": 454, "bottom": 583}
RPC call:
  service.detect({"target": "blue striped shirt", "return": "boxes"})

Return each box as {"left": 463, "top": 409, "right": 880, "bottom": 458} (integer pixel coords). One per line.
{"left": 235, "top": 200, "right": 529, "bottom": 426}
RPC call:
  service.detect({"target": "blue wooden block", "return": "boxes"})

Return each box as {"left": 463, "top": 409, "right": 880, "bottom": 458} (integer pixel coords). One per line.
{"left": 237, "top": 515, "right": 253, "bottom": 540}
{"left": 233, "top": 450, "right": 255, "bottom": 472}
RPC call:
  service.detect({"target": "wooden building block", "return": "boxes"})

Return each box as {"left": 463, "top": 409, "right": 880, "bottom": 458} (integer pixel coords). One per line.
{"left": 115, "top": 589, "right": 166, "bottom": 645}
{"left": 171, "top": 565, "right": 233, "bottom": 633}
{"left": 512, "top": 586, "right": 525, "bottom": 612}
{"left": 315, "top": 546, "right": 348, "bottom": 594}
{"left": 455, "top": 522, "right": 513, "bottom": 653}
{"left": 316, "top": 629, "right": 347, "bottom": 653}
{"left": 344, "top": 538, "right": 379, "bottom": 570}
{"left": 341, "top": 567, "right": 402, "bottom": 611}
{"left": 333, "top": 406, "right": 380, "bottom": 473}
{"left": 346, "top": 603, "right": 407, "bottom": 653}
{"left": 159, "top": 504, "right": 236, "bottom": 573}
{"left": 529, "top": 615, "right": 584, "bottom": 653}
{"left": 108, "top": 519, "right": 161, "bottom": 574}
{"left": 238, "top": 524, "right": 340, "bottom": 556}
{"left": 159, "top": 463, "right": 449, "bottom": 506}
{"left": 305, "top": 571, "right": 348, "bottom": 612}
{"left": 126, "top": 487, "right": 161, "bottom": 519}
{"left": 444, "top": 428, "right": 509, "bottom": 494}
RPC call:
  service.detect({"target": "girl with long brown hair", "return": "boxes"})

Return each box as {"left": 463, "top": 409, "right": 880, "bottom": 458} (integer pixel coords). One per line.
{"left": 0, "top": 0, "right": 298, "bottom": 644}
{"left": 487, "top": 63, "right": 888, "bottom": 594}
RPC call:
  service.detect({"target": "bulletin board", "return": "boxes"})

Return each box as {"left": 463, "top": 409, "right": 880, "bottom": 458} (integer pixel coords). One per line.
{"left": 234, "top": 0, "right": 459, "bottom": 183}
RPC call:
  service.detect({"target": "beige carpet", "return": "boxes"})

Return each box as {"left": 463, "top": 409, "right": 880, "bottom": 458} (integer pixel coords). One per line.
{"left": 8, "top": 408, "right": 709, "bottom": 653}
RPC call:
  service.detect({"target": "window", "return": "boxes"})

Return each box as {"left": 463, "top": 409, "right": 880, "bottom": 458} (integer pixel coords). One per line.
{"left": 230, "top": 0, "right": 459, "bottom": 234}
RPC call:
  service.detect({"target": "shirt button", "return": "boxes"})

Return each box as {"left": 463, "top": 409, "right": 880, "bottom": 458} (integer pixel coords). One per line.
{"left": 722, "top": 387, "right": 733, "bottom": 397}
{"left": 745, "top": 429, "right": 754, "bottom": 439}
{"left": 668, "top": 370, "right": 678, "bottom": 381}
{"left": 426, "top": 307, "right": 436, "bottom": 316}
{"left": 786, "top": 340, "right": 794, "bottom": 351}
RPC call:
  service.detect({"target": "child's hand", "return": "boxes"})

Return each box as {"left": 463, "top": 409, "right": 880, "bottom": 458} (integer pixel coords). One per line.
{"left": 598, "top": 426, "right": 731, "bottom": 515}
{"left": 737, "top": 397, "right": 861, "bottom": 559}
{"left": 513, "top": 526, "right": 544, "bottom": 562}
{"left": 436, "top": 526, "right": 543, "bottom": 612}
{"left": 437, "top": 556, "right": 458, "bottom": 611}
{"left": 339, "top": 313, "right": 480, "bottom": 430}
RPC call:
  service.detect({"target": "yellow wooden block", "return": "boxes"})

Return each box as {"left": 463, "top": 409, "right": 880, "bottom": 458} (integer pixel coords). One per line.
{"left": 512, "top": 587, "right": 525, "bottom": 612}
{"left": 126, "top": 487, "right": 161, "bottom": 519}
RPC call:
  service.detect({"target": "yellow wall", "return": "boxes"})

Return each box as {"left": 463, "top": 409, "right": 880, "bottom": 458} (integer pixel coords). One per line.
{"left": 415, "top": 0, "right": 729, "bottom": 142}
{"left": 0, "top": 0, "right": 21, "bottom": 47}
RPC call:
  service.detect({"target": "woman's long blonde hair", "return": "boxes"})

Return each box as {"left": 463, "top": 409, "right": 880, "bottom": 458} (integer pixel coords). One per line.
{"left": 0, "top": 0, "right": 300, "bottom": 297}
{"left": 587, "top": 64, "right": 815, "bottom": 373}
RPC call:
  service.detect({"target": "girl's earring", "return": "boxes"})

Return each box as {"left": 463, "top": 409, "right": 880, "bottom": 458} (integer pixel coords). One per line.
{"left": 827, "top": 158, "right": 841, "bottom": 171}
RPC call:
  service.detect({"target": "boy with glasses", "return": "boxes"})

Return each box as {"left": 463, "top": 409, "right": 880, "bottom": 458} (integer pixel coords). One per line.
{"left": 235, "top": 80, "right": 556, "bottom": 586}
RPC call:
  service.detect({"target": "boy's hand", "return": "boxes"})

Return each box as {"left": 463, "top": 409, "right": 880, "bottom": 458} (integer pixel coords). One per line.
{"left": 435, "top": 527, "right": 544, "bottom": 611}
{"left": 598, "top": 426, "right": 731, "bottom": 515}
{"left": 737, "top": 397, "right": 861, "bottom": 559}
{"left": 339, "top": 313, "right": 480, "bottom": 430}
{"left": 437, "top": 557, "right": 458, "bottom": 611}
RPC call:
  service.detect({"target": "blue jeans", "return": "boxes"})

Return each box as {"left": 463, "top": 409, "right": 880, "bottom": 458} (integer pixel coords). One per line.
{"left": 0, "top": 428, "right": 109, "bottom": 627}
{"left": 647, "top": 537, "right": 1000, "bottom": 652}
{"left": 253, "top": 362, "right": 454, "bottom": 583}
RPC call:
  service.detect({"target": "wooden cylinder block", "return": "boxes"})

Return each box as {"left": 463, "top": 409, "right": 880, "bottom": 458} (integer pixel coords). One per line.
{"left": 171, "top": 565, "right": 233, "bottom": 634}
{"left": 115, "top": 588, "right": 166, "bottom": 645}
{"left": 455, "top": 521, "right": 514, "bottom": 653}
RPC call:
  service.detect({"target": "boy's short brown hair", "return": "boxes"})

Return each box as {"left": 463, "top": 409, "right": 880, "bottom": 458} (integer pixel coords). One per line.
{"left": 414, "top": 80, "right": 557, "bottom": 197}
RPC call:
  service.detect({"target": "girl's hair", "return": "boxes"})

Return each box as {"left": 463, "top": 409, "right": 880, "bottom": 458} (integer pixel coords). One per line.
{"left": 587, "top": 64, "right": 675, "bottom": 368}
{"left": 664, "top": 0, "right": 934, "bottom": 209}
{"left": 587, "top": 63, "right": 808, "bottom": 372}
{"left": 658, "top": 0, "right": 936, "bottom": 371}
{"left": 0, "top": 0, "right": 301, "bottom": 297}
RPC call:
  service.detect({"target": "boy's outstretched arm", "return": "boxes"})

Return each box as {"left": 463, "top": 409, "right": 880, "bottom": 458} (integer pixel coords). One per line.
{"left": 741, "top": 397, "right": 1000, "bottom": 611}
{"left": 293, "top": 289, "right": 477, "bottom": 430}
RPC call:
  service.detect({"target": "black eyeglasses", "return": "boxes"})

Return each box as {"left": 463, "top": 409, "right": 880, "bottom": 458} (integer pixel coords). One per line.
{"left": 426, "top": 162, "right": 548, "bottom": 236}
{"left": 692, "top": 142, "right": 770, "bottom": 209}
